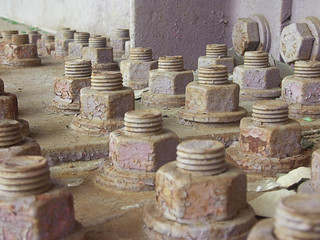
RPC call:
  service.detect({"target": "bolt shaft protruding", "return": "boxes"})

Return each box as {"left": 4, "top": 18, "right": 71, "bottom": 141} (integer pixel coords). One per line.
{"left": 91, "top": 71, "right": 123, "bottom": 91}
{"left": 0, "top": 119, "right": 22, "bottom": 148}
{"left": 62, "top": 30, "right": 74, "bottom": 40}
{"left": 89, "top": 37, "right": 107, "bottom": 48}
{"left": 41, "top": 35, "right": 54, "bottom": 41}
{"left": 198, "top": 65, "right": 229, "bottom": 85}
{"left": 274, "top": 194, "right": 320, "bottom": 240}
{"left": 74, "top": 32, "right": 90, "bottom": 44}
{"left": 124, "top": 110, "right": 163, "bottom": 135}
{"left": 244, "top": 51, "right": 269, "bottom": 68}
{"left": 113, "top": 28, "right": 129, "bottom": 38}
{"left": 176, "top": 139, "right": 227, "bottom": 176}
{"left": 12, "top": 34, "right": 29, "bottom": 45}
{"left": 64, "top": 59, "right": 92, "bottom": 78}
{"left": 294, "top": 61, "right": 320, "bottom": 79}
{"left": 2, "top": 30, "right": 18, "bottom": 41}
{"left": 130, "top": 47, "right": 153, "bottom": 61}
{"left": 0, "top": 156, "right": 51, "bottom": 197}
{"left": 206, "top": 44, "right": 228, "bottom": 58}
{"left": 158, "top": 56, "right": 184, "bottom": 72}
{"left": 252, "top": 100, "right": 289, "bottom": 124}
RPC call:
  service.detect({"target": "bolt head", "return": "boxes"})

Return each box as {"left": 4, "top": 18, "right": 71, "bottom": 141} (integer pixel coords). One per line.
{"left": 232, "top": 18, "right": 260, "bottom": 55}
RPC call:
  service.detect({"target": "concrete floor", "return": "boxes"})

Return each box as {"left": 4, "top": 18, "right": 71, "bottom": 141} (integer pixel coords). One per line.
{"left": 1, "top": 18, "right": 320, "bottom": 239}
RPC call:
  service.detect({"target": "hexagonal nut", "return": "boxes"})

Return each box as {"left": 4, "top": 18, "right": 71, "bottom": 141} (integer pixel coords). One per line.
{"left": 54, "top": 39, "right": 72, "bottom": 54}
{"left": 79, "top": 87, "right": 134, "bottom": 120}
{"left": 232, "top": 18, "right": 260, "bottom": 55}
{"left": 280, "top": 23, "right": 314, "bottom": 63}
{"left": 282, "top": 75, "right": 320, "bottom": 105}
{"left": 0, "top": 181, "right": 76, "bottom": 239}
{"left": 300, "top": 16, "right": 320, "bottom": 61}
{"left": 82, "top": 46, "right": 113, "bottom": 64}
{"left": 185, "top": 82, "right": 239, "bottom": 112}
{"left": 198, "top": 56, "right": 235, "bottom": 74}
{"left": 29, "top": 34, "right": 41, "bottom": 45}
{"left": 239, "top": 117, "right": 301, "bottom": 158}
{"left": 54, "top": 76, "right": 91, "bottom": 102}
{"left": 120, "top": 59, "right": 158, "bottom": 88}
{"left": 110, "top": 37, "right": 130, "bottom": 51}
{"left": 68, "top": 42, "right": 85, "bottom": 58}
{"left": 149, "top": 69, "right": 193, "bottom": 95}
{"left": 109, "top": 129, "right": 179, "bottom": 172}
{"left": 311, "top": 148, "right": 320, "bottom": 189}
{"left": 156, "top": 162, "right": 247, "bottom": 222}
{"left": 233, "top": 65, "right": 281, "bottom": 90}
{"left": 0, "top": 137, "right": 41, "bottom": 162}
{"left": 5, "top": 44, "right": 38, "bottom": 59}
{"left": 0, "top": 93, "right": 18, "bottom": 119}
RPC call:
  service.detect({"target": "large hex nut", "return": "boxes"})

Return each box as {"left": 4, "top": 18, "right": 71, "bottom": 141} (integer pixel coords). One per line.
{"left": 109, "top": 129, "right": 179, "bottom": 172}
{"left": 300, "top": 16, "right": 320, "bottom": 61}
{"left": 68, "top": 42, "right": 86, "bottom": 58}
{"left": 280, "top": 23, "right": 314, "bottom": 63}
{"left": 156, "top": 162, "right": 247, "bottom": 223}
{"left": 79, "top": 87, "right": 134, "bottom": 120}
{"left": 54, "top": 76, "right": 91, "bottom": 102}
{"left": 232, "top": 18, "right": 260, "bottom": 55}
{"left": 149, "top": 69, "right": 193, "bottom": 95}
{"left": 82, "top": 46, "right": 113, "bottom": 64}
{"left": 120, "top": 59, "right": 158, "bottom": 89}
{"left": 233, "top": 66, "right": 281, "bottom": 90}
{"left": 5, "top": 44, "right": 38, "bottom": 59}
{"left": 185, "top": 82, "right": 239, "bottom": 112}
{"left": 198, "top": 56, "right": 235, "bottom": 74}
{"left": 0, "top": 182, "right": 76, "bottom": 239}
{"left": 110, "top": 37, "right": 130, "bottom": 51}
{"left": 282, "top": 75, "right": 320, "bottom": 105}
{"left": 54, "top": 39, "right": 73, "bottom": 57}
{"left": 239, "top": 118, "right": 301, "bottom": 158}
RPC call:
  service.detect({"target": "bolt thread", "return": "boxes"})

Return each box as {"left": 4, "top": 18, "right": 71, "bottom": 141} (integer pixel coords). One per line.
{"left": 158, "top": 56, "right": 184, "bottom": 71}
{"left": 74, "top": 32, "right": 90, "bottom": 44}
{"left": 274, "top": 194, "right": 320, "bottom": 240}
{"left": 124, "top": 110, "right": 163, "bottom": 135}
{"left": 294, "top": 61, "right": 320, "bottom": 79}
{"left": 113, "top": 28, "right": 129, "bottom": 38}
{"left": 11, "top": 34, "right": 29, "bottom": 45}
{"left": 0, "top": 119, "right": 22, "bottom": 148}
{"left": 62, "top": 30, "right": 74, "bottom": 39}
{"left": 61, "top": 27, "right": 70, "bottom": 31}
{"left": 198, "top": 65, "right": 229, "bottom": 85}
{"left": 91, "top": 71, "right": 123, "bottom": 91}
{"left": 0, "top": 156, "right": 51, "bottom": 197}
{"left": 89, "top": 37, "right": 107, "bottom": 48}
{"left": 244, "top": 51, "right": 269, "bottom": 68}
{"left": 41, "top": 34, "right": 54, "bottom": 41}
{"left": 176, "top": 139, "right": 227, "bottom": 176}
{"left": 252, "top": 100, "right": 289, "bottom": 124}
{"left": 64, "top": 59, "right": 92, "bottom": 78}
{"left": 2, "top": 30, "right": 18, "bottom": 41}
{"left": 130, "top": 47, "right": 153, "bottom": 61}
{"left": 206, "top": 44, "right": 228, "bottom": 58}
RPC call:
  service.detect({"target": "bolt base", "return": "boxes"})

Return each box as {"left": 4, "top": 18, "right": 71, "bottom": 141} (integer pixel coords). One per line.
{"left": 226, "top": 141, "right": 310, "bottom": 176}
{"left": 51, "top": 99, "right": 80, "bottom": 115}
{"left": 2, "top": 58, "right": 41, "bottom": 67}
{"left": 70, "top": 115, "right": 124, "bottom": 136}
{"left": 298, "top": 180, "right": 319, "bottom": 194}
{"left": 239, "top": 88, "right": 281, "bottom": 101}
{"left": 289, "top": 103, "right": 320, "bottom": 119}
{"left": 123, "top": 78, "right": 148, "bottom": 90}
{"left": 247, "top": 219, "right": 276, "bottom": 240}
{"left": 95, "top": 161, "right": 155, "bottom": 192}
{"left": 141, "top": 92, "right": 185, "bottom": 108}
{"left": 179, "top": 106, "right": 247, "bottom": 124}
{"left": 144, "top": 203, "right": 256, "bottom": 240}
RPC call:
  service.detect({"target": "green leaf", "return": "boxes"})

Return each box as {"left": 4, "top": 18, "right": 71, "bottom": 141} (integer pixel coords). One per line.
{"left": 302, "top": 117, "right": 313, "bottom": 122}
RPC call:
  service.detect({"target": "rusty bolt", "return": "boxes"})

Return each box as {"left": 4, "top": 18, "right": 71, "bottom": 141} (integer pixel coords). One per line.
{"left": 280, "top": 23, "right": 314, "bottom": 64}
{"left": 232, "top": 18, "right": 260, "bottom": 55}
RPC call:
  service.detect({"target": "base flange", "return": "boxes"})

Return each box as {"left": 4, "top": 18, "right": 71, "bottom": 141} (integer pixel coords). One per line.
{"left": 51, "top": 99, "right": 80, "bottom": 115}
{"left": 239, "top": 88, "right": 281, "bottom": 101}
{"left": 2, "top": 58, "right": 41, "bottom": 67}
{"left": 179, "top": 107, "right": 247, "bottom": 124}
{"left": 144, "top": 203, "right": 256, "bottom": 240}
{"left": 70, "top": 115, "right": 124, "bottom": 136}
{"left": 141, "top": 92, "right": 185, "bottom": 108}
{"left": 226, "top": 141, "right": 310, "bottom": 176}
{"left": 289, "top": 103, "right": 320, "bottom": 119}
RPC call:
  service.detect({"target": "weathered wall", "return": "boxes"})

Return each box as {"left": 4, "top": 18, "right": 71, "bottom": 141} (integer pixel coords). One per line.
{"left": 131, "top": 0, "right": 291, "bottom": 69}
{"left": 291, "top": 0, "right": 320, "bottom": 22}
{"left": 0, "top": 0, "right": 130, "bottom": 36}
